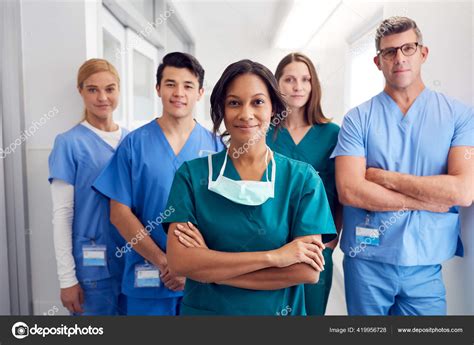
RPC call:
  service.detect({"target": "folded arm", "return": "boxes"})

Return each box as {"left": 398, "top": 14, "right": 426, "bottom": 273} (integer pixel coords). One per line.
{"left": 335, "top": 156, "right": 449, "bottom": 212}
{"left": 215, "top": 263, "right": 319, "bottom": 290}
{"left": 110, "top": 200, "right": 168, "bottom": 269}
{"left": 365, "top": 146, "right": 474, "bottom": 207}
{"left": 167, "top": 222, "right": 323, "bottom": 286}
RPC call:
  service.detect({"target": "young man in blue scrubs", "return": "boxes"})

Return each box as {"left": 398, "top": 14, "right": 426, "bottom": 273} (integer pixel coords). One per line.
{"left": 93, "top": 52, "right": 223, "bottom": 315}
{"left": 331, "top": 17, "right": 473, "bottom": 315}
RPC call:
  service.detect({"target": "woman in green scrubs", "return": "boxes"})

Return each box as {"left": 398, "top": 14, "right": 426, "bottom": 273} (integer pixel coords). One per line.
{"left": 267, "top": 52, "right": 342, "bottom": 315}
{"left": 163, "top": 59, "right": 336, "bottom": 315}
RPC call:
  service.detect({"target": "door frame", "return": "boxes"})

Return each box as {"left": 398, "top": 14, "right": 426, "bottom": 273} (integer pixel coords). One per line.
{"left": 0, "top": 0, "right": 33, "bottom": 315}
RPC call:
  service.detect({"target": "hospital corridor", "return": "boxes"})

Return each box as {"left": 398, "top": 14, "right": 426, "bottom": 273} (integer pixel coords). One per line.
{"left": 0, "top": 0, "right": 473, "bottom": 328}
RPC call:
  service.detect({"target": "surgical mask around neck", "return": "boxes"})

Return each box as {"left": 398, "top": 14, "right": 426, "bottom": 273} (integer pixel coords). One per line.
{"left": 208, "top": 148, "right": 275, "bottom": 206}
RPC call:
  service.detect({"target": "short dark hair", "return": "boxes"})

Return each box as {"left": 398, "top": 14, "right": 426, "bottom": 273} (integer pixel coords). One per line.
{"left": 375, "top": 16, "right": 423, "bottom": 51}
{"left": 156, "top": 52, "right": 205, "bottom": 88}
{"left": 210, "top": 59, "right": 287, "bottom": 138}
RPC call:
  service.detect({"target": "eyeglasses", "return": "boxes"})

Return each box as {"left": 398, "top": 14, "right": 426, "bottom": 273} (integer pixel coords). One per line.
{"left": 377, "top": 42, "right": 421, "bottom": 60}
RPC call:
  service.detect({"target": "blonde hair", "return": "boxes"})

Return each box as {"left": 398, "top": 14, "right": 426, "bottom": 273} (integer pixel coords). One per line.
{"left": 77, "top": 58, "right": 120, "bottom": 120}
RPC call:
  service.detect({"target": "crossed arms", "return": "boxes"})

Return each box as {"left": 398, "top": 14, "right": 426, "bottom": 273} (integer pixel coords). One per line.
{"left": 166, "top": 222, "right": 326, "bottom": 291}
{"left": 335, "top": 146, "right": 474, "bottom": 212}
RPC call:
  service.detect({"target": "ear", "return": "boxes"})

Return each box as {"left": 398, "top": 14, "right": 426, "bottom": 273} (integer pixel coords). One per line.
{"left": 420, "top": 45, "right": 429, "bottom": 63}
{"left": 156, "top": 84, "right": 161, "bottom": 98}
{"left": 373, "top": 55, "right": 382, "bottom": 70}
{"left": 270, "top": 109, "right": 276, "bottom": 121}
{"left": 197, "top": 87, "right": 204, "bottom": 101}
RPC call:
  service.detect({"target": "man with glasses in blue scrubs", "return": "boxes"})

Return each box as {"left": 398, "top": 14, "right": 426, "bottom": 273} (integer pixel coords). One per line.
{"left": 332, "top": 16, "right": 473, "bottom": 315}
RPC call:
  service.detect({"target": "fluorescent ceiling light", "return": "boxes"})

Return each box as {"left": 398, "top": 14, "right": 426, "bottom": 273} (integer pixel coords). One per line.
{"left": 274, "top": 0, "right": 341, "bottom": 50}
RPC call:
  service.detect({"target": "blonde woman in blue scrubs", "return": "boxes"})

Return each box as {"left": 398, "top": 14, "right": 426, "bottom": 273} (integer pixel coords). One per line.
{"left": 162, "top": 60, "right": 336, "bottom": 315}
{"left": 49, "top": 59, "right": 128, "bottom": 315}
{"left": 267, "top": 52, "right": 342, "bottom": 315}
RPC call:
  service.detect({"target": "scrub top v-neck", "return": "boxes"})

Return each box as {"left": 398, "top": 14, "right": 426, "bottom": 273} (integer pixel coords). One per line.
{"left": 267, "top": 122, "right": 340, "bottom": 237}
{"left": 331, "top": 88, "right": 474, "bottom": 266}
{"left": 155, "top": 120, "right": 203, "bottom": 171}
{"left": 163, "top": 150, "right": 337, "bottom": 315}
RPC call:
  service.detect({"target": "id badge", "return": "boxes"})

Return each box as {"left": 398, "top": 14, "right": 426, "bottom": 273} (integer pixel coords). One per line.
{"left": 135, "top": 263, "right": 161, "bottom": 288}
{"left": 355, "top": 226, "right": 380, "bottom": 246}
{"left": 82, "top": 244, "right": 107, "bottom": 266}
{"left": 198, "top": 149, "right": 216, "bottom": 157}
{"left": 355, "top": 213, "right": 380, "bottom": 246}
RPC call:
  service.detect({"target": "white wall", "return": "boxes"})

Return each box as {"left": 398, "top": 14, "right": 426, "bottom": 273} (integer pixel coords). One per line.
{"left": 21, "top": 0, "right": 99, "bottom": 315}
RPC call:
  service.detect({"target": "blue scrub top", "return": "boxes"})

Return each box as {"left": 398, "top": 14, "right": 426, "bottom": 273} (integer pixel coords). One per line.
{"left": 93, "top": 119, "right": 224, "bottom": 299}
{"left": 331, "top": 88, "right": 474, "bottom": 266}
{"left": 162, "top": 150, "right": 337, "bottom": 315}
{"left": 48, "top": 124, "right": 129, "bottom": 283}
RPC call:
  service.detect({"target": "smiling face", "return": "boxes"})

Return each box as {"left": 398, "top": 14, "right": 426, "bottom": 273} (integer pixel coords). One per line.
{"left": 224, "top": 73, "right": 272, "bottom": 147}
{"left": 278, "top": 61, "right": 311, "bottom": 110}
{"left": 374, "top": 29, "right": 428, "bottom": 91}
{"left": 79, "top": 71, "right": 119, "bottom": 120}
{"left": 156, "top": 66, "right": 203, "bottom": 119}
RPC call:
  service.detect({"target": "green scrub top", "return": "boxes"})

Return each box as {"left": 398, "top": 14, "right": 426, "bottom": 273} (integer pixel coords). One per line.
{"left": 267, "top": 123, "right": 340, "bottom": 242}
{"left": 163, "top": 150, "right": 336, "bottom": 315}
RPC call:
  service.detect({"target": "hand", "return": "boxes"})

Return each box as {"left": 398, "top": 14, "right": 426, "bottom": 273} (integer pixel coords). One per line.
{"left": 161, "top": 267, "right": 186, "bottom": 291}
{"left": 366, "top": 167, "right": 391, "bottom": 188}
{"left": 60, "top": 283, "right": 84, "bottom": 314}
{"left": 173, "top": 222, "right": 208, "bottom": 249}
{"left": 271, "top": 235, "right": 325, "bottom": 271}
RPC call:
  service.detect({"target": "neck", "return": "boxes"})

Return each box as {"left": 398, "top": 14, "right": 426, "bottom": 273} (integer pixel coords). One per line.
{"left": 229, "top": 140, "right": 268, "bottom": 165}
{"left": 85, "top": 114, "right": 118, "bottom": 132}
{"left": 384, "top": 79, "right": 425, "bottom": 112}
{"left": 157, "top": 113, "right": 195, "bottom": 136}
{"left": 284, "top": 107, "right": 308, "bottom": 129}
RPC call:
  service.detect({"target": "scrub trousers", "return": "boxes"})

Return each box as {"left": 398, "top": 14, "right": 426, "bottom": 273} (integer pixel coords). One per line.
{"left": 126, "top": 296, "right": 182, "bottom": 316}
{"left": 343, "top": 255, "right": 446, "bottom": 315}
{"left": 304, "top": 247, "right": 334, "bottom": 315}
{"left": 73, "top": 276, "right": 127, "bottom": 315}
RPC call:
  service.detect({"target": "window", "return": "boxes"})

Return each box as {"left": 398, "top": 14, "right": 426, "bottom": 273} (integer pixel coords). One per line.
{"left": 102, "top": 6, "right": 160, "bottom": 129}
{"left": 132, "top": 50, "right": 156, "bottom": 122}
{"left": 125, "top": 28, "right": 159, "bottom": 129}
{"left": 101, "top": 2, "right": 194, "bottom": 129}
{"left": 102, "top": 8, "right": 126, "bottom": 126}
